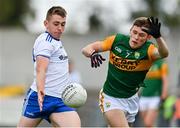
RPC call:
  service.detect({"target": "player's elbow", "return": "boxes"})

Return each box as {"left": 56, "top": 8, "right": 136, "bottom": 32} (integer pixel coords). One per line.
{"left": 164, "top": 51, "right": 169, "bottom": 58}
{"left": 81, "top": 48, "right": 86, "bottom": 56}
{"left": 161, "top": 50, "right": 169, "bottom": 58}
{"left": 81, "top": 47, "right": 91, "bottom": 57}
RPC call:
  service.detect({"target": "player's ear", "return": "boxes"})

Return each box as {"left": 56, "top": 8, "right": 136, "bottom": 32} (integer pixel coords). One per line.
{"left": 147, "top": 34, "right": 152, "bottom": 40}
{"left": 44, "top": 20, "right": 48, "bottom": 27}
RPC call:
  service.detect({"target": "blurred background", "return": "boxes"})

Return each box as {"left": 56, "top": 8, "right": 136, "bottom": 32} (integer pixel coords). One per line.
{"left": 0, "top": 0, "right": 180, "bottom": 127}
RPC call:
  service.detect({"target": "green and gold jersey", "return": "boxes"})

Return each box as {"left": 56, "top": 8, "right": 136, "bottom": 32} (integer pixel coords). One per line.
{"left": 141, "top": 59, "right": 168, "bottom": 97}
{"left": 101, "top": 33, "right": 157, "bottom": 98}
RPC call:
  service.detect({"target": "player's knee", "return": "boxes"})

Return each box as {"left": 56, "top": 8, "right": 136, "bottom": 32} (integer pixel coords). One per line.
{"left": 144, "top": 119, "right": 153, "bottom": 127}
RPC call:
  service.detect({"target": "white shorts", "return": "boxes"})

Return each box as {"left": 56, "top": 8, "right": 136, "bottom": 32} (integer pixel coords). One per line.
{"left": 99, "top": 91, "right": 139, "bottom": 123}
{"left": 139, "top": 96, "right": 160, "bottom": 111}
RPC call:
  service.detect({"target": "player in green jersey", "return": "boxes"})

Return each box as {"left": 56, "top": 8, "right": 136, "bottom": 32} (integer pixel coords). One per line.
{"left": 82, "top": 16, "right": 169, "bottom": 127}
{"left": 139, "top": 59, "right": 168, "bottom": 127}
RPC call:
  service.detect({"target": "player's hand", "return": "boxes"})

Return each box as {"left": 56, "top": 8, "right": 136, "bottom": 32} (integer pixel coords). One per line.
{"left": 142, "top": 17, "right": 161, "bottom": 38}
{"left": 90, "top": 52, "right": 106, "bottom": 68}
{"left": 159, "top": 98, "right": 166, "bottom": 110}
{"left": 38, "top": 90, "right": 45, "bottom": 111}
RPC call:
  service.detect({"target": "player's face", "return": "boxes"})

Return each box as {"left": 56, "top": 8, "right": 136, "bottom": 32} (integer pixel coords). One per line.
{"left": 129, "top": 25, "right": 149, "bottom": 49}
{"left": 44, "top": 14, "right": 66, "bottom": 39}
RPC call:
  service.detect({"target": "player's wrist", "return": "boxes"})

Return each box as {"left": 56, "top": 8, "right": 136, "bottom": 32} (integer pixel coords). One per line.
{"left": 90, "top": 50, "right": 96, "bottom": 56}
{"left": 154, "top": 33, "right": 161, "bottom": 38}
{"left": 155, "top": 36, "right": 163, "bottom": 42}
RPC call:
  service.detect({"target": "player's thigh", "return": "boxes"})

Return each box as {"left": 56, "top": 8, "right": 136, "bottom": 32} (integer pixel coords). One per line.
{"left": 104, "top": 109, "right": 129, "bottom": 127}
{"left": 17, "top": 116, "right": 42, "bottom": 127}
{"left": 49, "top": 111, "right": 81, "bottom": 127}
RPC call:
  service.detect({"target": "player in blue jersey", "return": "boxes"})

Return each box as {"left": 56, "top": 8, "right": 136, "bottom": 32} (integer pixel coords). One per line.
{"left": 17, "top": 6, "right": 81, "bottom": 127}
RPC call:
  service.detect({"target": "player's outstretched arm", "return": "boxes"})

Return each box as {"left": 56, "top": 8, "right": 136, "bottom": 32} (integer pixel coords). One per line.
{"left": 82, "top": 41, "right": 105, "bottom": 68}
{"left": 36, "top": 56, "right": 49, "bottom": 111}
{"left": 142, "top": 17, "right": 169, "bottom": 58}
{"left": 156, "top": 37, "right": 169, "bottom": 58}
{"left": 82, "top": 41, "right": 102, "bottom": 57}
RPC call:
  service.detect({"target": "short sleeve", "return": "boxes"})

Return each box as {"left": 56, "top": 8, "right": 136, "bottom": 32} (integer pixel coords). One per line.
{"left": 147, "top": 44, "right": 158, "bottom": 62}
{"left": 101, "top": 35, "right": 116, "bottom": 51}
{"left": 34, "top": 41, "right": 54, "bottom": 59}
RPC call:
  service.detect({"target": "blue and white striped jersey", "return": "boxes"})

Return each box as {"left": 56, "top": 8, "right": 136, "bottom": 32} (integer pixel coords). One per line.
{"left": 30, "top": 32, "right": 69, "bottom": 98}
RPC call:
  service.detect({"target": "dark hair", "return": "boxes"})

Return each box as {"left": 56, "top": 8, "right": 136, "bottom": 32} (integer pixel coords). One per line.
{"left": 133, "top": 17, "right": 150, "bottom": 28}
{"left": 46, "top": 6, "right": 67, "bottom": 20}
